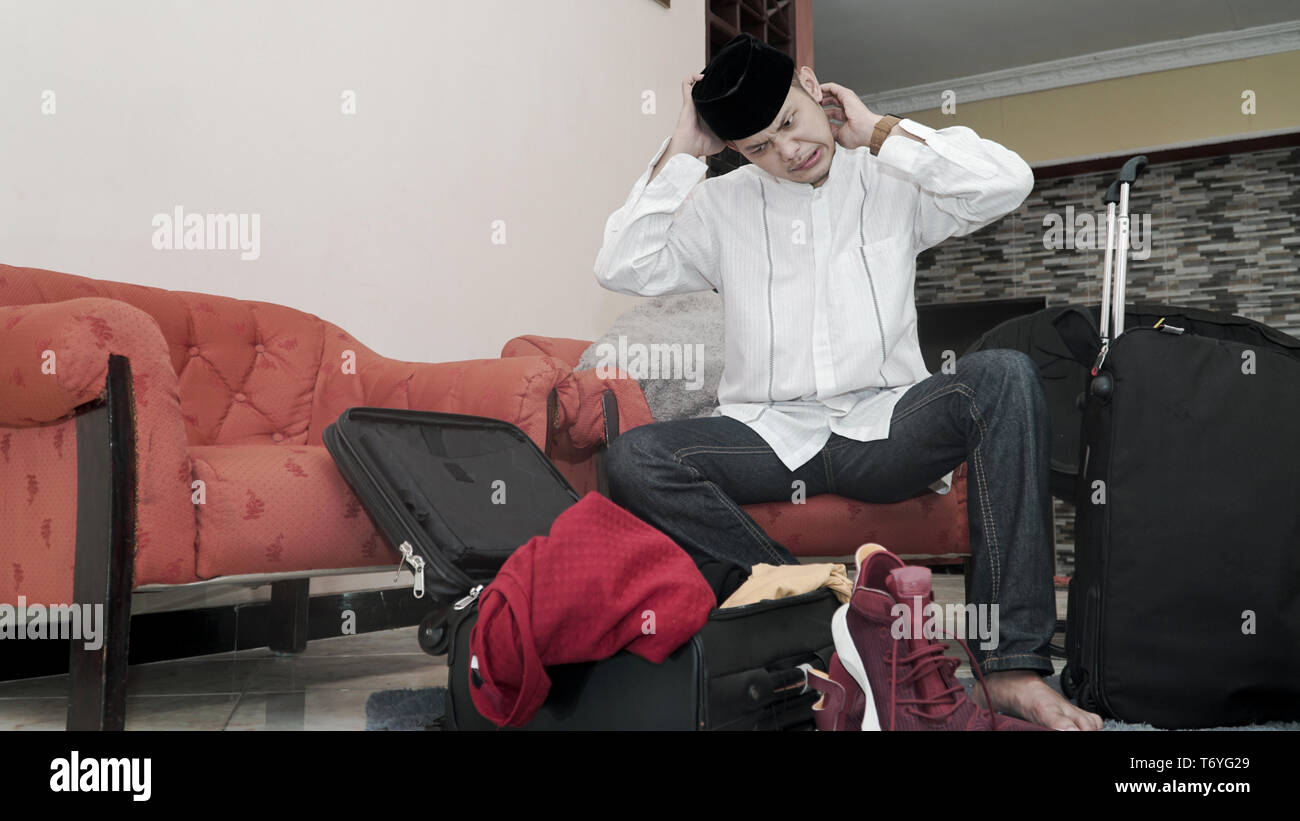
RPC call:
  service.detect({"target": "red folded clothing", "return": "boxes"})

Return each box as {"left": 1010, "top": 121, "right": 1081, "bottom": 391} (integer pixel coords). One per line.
{"left": 468, "top": 491, "right": 715, "bottom": 727}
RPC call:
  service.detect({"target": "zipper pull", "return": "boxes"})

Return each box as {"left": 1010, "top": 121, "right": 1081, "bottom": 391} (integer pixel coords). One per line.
{"left": 409, "top": 554, "right": 425, "bottom": 599}
{"left": 1090, "top": 341, "right": 1109, "bottom": 377}
{"left": 394, "top": 541, "right": 426, "bottom": 598}
{"left": 394, "top": 541, "right": 414, "bottom": 582}
{"left": 454, "top": 584, "right": 484, "bottom": 611}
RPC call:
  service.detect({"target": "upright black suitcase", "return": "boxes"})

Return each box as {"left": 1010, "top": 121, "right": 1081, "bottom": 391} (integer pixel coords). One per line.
{"left": 323, "top": 407, "right": 838, "bottom": 730}
{"left": 1060, "top": 158, "right": 1300, "bottom": 728}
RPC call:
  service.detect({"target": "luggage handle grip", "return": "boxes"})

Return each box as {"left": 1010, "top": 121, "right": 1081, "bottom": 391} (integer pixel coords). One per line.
{"left": 743, "top": 666, "right": 819, "bottom": 705}
{"left": 1118, "top": 155, "right": 1148, "bottom": 185}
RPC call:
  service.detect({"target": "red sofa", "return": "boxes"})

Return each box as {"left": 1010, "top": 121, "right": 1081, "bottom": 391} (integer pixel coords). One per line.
{"left": 502, "top": 334, "right": 972, "bottom": 564}
{"left": 0, "top": 264, "right": 584, "bottom": 727}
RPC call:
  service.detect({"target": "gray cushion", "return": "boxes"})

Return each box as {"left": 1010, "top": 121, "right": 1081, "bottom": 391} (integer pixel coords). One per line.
{"left": 578, "top": 292, "right": 725, "bottom": 422}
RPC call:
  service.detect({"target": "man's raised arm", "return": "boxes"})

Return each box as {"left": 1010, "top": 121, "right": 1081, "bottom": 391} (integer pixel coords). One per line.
{"left": 820, "top": 82, "right": 1035, "bottom": 254}
{"left": 876, "top": 118, "right": 1034, "bottom": 253}
{"left": 593, "top": 74, "right": 723, "bottom": 297}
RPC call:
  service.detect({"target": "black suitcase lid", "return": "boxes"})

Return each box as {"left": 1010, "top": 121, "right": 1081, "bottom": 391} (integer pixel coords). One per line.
{"left": 323, "top": 407, "right": 580, "bottom": 600}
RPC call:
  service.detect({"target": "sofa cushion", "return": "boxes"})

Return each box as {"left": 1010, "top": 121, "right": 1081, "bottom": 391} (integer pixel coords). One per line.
{"left": 190, "top": 444, "right": 394, "bottom": 578}
{"left": 175, "top": 300, "right": 324, "bottom": 447}
{"left": 743, "top": 475, "right": 968, "bottom": 562}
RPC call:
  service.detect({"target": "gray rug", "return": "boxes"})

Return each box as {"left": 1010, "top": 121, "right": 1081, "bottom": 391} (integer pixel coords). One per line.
{"left": 365, "top": 687, "right": 446, "bottom": 731}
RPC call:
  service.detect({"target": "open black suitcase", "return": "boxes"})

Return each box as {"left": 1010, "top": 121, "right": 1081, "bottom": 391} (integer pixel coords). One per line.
{"left": 1057, "top": 158, "right": 1300, "bottom": 728}
{"left": 323, "top": 407, "right": 838, "bottom": 730}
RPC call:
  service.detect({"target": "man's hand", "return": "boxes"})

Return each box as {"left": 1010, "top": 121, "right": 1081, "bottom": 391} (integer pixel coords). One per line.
{"left": 817, "top": 82, "right": 883, "bottom": 151}
{"left": 673, "top": 73, "right": 725, "bottom": 157}
{"left": 650, "top": 73, "right": 724, "bottom": 183}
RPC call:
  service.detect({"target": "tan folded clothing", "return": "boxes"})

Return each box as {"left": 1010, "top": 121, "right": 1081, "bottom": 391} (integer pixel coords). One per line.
{"left": 720, "top": 562, "right": 853, "bottom": 608}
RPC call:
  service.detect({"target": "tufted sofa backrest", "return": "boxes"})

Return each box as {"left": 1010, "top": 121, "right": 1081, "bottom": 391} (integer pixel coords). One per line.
{"left": 0, "top": 264, "right": 342, "bottom": 448}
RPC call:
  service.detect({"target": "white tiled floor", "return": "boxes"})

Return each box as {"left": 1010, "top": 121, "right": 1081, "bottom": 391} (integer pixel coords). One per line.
{"left": 0, "top": 626, "right": 448, "bottom": 731}
{"left": 0, "top": 572, "right": 1066, "bottom": 730}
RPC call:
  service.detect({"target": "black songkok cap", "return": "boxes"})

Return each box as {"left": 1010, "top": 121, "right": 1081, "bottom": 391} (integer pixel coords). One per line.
{"left": 691, "top": 33, "right": 795, "bottom": 141}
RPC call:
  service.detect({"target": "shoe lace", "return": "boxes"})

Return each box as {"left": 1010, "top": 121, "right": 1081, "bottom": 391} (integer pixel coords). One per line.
{"left": 886, "top": 633, "right": 999, "bottom": 731}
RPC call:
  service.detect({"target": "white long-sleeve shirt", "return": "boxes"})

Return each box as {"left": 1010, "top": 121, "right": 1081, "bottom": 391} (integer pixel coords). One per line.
{"left": 593, "top": 118, "right": 1034, "bottom": 492}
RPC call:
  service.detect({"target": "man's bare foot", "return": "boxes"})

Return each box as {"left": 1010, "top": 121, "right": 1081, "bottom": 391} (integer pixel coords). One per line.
{"left": 973, "top": 670, "right": 1104, "bottom": 731}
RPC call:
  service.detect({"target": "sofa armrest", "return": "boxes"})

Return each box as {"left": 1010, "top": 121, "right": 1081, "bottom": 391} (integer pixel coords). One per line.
{"left": 0, "top": 298, "right": 182, "bottom": 427}
{"left": 498, "top": 334, "right": 657, "bottom": 447}
{"left": 563, "top": 367, "right": 654, "bottom": 449}
{"left": 310, "top": 325, "right": 575, "bottom": 450}
{"left": 0, "top": 297, "right": 196, "bottom": 588}
{"left": 500, "top": 334, "right": 591, "bottom": 368}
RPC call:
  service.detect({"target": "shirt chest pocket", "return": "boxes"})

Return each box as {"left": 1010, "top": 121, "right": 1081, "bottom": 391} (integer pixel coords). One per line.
{"left": 828, "top": 233, "right": 913, "bottom": 350}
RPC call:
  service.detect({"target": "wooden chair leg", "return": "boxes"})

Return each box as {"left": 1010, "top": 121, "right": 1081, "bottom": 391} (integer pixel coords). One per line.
{"left": 269, "top": 579, "right": 310, "bottom": 654}
{"left": 68, "top": 355, "right": 137, "bottom": 731}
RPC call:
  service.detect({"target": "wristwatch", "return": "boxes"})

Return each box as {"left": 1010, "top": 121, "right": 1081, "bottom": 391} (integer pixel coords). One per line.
{"left": 869, "top": 114, "right": 901, "bottom": 156}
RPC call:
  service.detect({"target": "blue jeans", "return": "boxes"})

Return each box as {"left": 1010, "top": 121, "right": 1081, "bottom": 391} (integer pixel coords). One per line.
{"left": 605, "top": 349, "right": 1056, "bottom": 675}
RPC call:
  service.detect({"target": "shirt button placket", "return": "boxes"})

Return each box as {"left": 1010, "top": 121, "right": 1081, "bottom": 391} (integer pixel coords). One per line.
{"left": 811, "top": 196, "right": 836, "bottom": 398}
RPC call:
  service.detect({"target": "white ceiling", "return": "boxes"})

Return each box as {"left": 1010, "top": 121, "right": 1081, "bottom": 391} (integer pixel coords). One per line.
{"left": 814, "top": 0, "right": 1300, "bottom": 95}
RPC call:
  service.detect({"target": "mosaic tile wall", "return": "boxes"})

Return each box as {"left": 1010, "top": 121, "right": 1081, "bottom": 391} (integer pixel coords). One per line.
{"left": 914, "top": 145, "right": 1300, "bottom": 573}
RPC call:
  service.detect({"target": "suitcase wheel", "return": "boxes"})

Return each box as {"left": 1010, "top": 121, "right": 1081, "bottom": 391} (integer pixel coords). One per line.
{"left": 418, "top": 608, "right": 452, "bottom": 656}
{"left": 1088, "top": 372, "right": 1113, "bottom": 403}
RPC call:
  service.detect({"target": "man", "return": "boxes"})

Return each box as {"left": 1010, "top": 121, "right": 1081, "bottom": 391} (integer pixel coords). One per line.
{"left": 594, "top": 34, "right": 1102, "bottom": 731}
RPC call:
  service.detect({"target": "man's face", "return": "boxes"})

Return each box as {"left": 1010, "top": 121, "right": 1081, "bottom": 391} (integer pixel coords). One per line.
{"left": 728, "top": 72, "right": 835, "bottom": 187}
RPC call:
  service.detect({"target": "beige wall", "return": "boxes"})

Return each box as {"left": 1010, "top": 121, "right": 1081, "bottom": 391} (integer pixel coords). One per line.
{"left": 0, "top": 0, "right": 704, "bottom": 364}
{"left": 901, "top": 50, "right": 1300, "bottom": 165}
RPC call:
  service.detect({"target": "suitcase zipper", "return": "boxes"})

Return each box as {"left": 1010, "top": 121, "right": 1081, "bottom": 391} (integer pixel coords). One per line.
{"left": 454, "top": 584, "right": 484, "bottom": 611}
{"left": 395, "top": 541, "right": 427, "bottom": 599}
{"left": 1090, "top": 341, "right": 1109, "bottom": 376}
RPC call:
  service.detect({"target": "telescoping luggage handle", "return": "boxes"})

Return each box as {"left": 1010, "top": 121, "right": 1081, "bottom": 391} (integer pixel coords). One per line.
{"left": 1093, "top": 155, "right": 1148, "bottom": 376}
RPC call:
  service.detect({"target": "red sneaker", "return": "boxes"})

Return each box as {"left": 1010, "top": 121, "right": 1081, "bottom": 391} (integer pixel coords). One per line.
{"left": 833, "top": 543, "right": 1048, "bottom": 731}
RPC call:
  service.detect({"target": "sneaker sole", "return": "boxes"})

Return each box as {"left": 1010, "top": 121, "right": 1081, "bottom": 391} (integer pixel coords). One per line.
{"left": 831, "top": 603, "right": 881, "bottom": 731}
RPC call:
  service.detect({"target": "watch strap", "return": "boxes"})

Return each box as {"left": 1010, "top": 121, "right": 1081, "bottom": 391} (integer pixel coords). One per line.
{"left": 869, "top": 114, "right": 901, "bottom": 156}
